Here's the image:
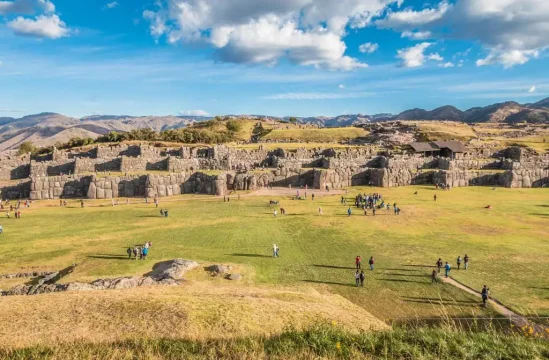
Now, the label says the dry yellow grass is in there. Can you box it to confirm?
[409,121,477,141]
[0,282,387,350]
[262,128,369,142]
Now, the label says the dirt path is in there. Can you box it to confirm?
[243,187,344,198]
[442,276,548,336]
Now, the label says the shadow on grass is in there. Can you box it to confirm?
[402,296,477,304]
[384,273,428,278]
[530,213,549,217]
[403,299,480,307]
[229,253,271,258]
[379,268,420,272]
[88,254,129,260]
[378,278,428,284]
[311,264,356,270]
[402,264,436,268]
[138,215,164,218]
[302,280,355,287]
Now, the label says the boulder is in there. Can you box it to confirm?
[228,273,242,281]
[207,264,232,275]
[148,259,199,280]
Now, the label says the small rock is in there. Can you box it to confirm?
[228,273,242,281]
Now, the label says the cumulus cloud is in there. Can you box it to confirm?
[8,14,69,39]
[143,0,397,70]
[106,1,118,9]
[179,109,210,116]
[401,30,431,40]
[338,84,345,89]
[376,0,549,67]
[428,53,443,61]
[359,42,379,54]
[0,0,54,15]
[396,42,432,68]
[439,62,454,68]
[529,86,536,93]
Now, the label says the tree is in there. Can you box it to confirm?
[289,117,298,124]
[226,120,243,132]
[18,141,37,155]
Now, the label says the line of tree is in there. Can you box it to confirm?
[18,119,246,155]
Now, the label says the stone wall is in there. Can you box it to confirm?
[29,175,92,200]
[29,160,75,177]
[0,181,31,200]
[433,170,503,187]
[501,168,549,188]
[438,158,503,171]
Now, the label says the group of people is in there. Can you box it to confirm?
[127,242,152,260]
[159,209,169,217]
[432,255,471,281]
[353,256,375,287]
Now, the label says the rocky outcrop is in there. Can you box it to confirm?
[501,168,549,188]
[1,259,199,297]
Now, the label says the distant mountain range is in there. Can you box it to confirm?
[0,97,548,151]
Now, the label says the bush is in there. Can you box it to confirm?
[17,141,37,155]
[226,120,243,132]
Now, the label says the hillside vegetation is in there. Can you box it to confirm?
[261,127,369,142]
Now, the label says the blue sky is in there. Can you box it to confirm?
[0,0,548,118]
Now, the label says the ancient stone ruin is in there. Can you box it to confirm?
[1,143,547,200]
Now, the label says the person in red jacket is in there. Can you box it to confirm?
[355,256,362,270]
[369,256,375,270]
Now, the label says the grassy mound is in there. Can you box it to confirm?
[261,127,369,142]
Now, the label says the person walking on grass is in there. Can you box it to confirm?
[355,256,362,270]
[318,207,323,215]
[434,194,437,201]
[0,224,3,234]
[431,269,438,284]
[126,247,132,259]
[481,285,490,307]
[273,209,277,217]
[457,256,462,270]
[273,244,279,258]
[444,262,451,278]
[464,254,469,270]
[369,256,375,270]
[355,270,360,287]
[142,246,149,260]
[436,258,443,273]
[347,207,352,217]
[132,247,138,260]
[359,270,365,287]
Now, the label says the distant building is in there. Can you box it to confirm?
[409,141,469,159]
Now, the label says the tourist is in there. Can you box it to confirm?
[132,247,138,260]
[355,270,360,287]
[434,194,437,201]
[164,209,169,217]
[347,207,352,217]
[160,209,164,217]
[355,256,362,270]
[457,256,462,270]
[126,199,130,205]
[372,207,376,216]
[280,208,286,215]
[369,256,375,270]
[436,258,443,273]
[464,254,469,270]
[63,200,67,207]
[126,247,132,259]
[444,262,451,278]
[364,207,367,216]
[481,285,490,307]
[142,246,149,260]
[273,244,279,258]
[359,270,365,287]
[80,200,84,208]
[311,194,315,201]
[318,207,323,215]
[431,270,438,284]
[396,207,401,215]
[273,209,277,217]
[0,224,3,234]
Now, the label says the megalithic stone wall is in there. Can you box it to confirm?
[500,168,549,188]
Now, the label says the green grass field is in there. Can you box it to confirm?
[261,127,369,142]
[1,186,548,322]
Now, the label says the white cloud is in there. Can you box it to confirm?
[179,109,210,116]
[264,92,375,100]
[106,1,118,9]
[377,1,451,28]
[396,42,432,68]
[0,0,54,15]
[439,62,454,68]
[428,53,443,61]
[401,30,432,40]
[338,84,345,89]
[143,0,398,70]
[376,0,549,67]
[8,14,69,39]
[359,42,379,54]
[529,86,536,93]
